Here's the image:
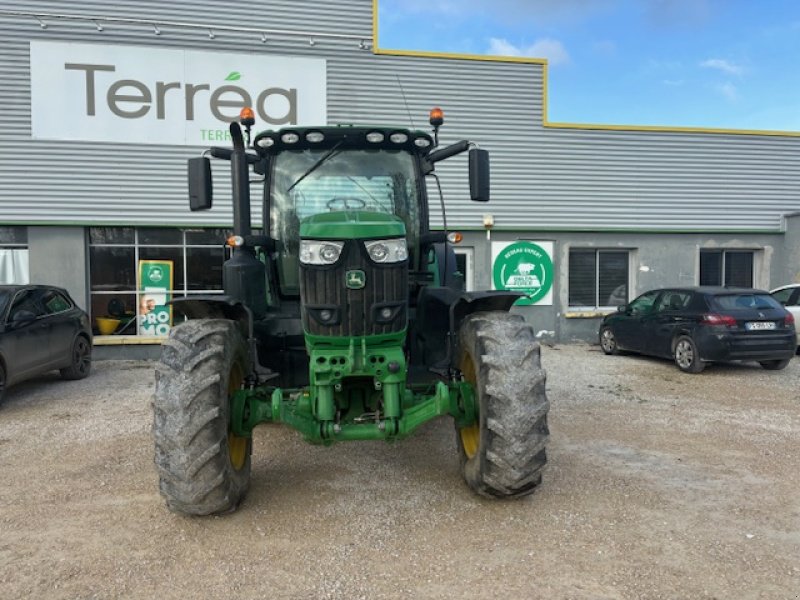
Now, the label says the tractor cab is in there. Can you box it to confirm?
[252,126,429,298]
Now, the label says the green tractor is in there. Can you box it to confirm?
[153,107,550,515]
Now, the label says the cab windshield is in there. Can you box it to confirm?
[270,149,420,250]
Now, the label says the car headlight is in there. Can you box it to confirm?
[299,240,344,265]
[364,238,408,263]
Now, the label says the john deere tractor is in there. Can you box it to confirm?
[153,108,549,515]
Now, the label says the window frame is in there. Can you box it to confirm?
[568,248,631,309]
[88,227,228,335]
[0,226,30,285]
[699,249,755,287]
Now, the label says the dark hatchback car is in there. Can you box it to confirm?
[599,287,796,373]
[0,285,92,402]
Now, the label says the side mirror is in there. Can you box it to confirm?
[469,148,490,202]
[617,305,627,313]
[188,157,213,211]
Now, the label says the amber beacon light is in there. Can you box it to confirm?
[429,107,444,127]
[239,107,256,127]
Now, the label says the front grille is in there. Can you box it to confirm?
[299,240,408,337]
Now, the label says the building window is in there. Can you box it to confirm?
[88,227,229,335]
[0,226,29,284]
[569,249,629,307]
[699,250,753,287]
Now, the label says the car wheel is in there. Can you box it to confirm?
[674,335,705,373]
[0,363,5,404]
[599,326,619,355]
[60,336,92,380]
[759,358,791,370]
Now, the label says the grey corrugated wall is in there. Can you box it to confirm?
[1,0,800,231]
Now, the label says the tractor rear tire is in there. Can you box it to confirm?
[153,319,252,516]
[455,311,549,498]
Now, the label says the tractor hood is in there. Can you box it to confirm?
[300,211,406,240]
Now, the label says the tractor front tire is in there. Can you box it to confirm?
[153,319,252,516]
[456,311,550,498]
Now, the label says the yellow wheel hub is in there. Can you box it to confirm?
[459,351,480,460]
[227,363,248,471]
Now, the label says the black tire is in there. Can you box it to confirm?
[673,335,705,373]
[599,325,619,355]
[455,311,549,498]
[0,363,6,405]
[759,358,791,370]
[153,319,252,516]
[60,335,92,380]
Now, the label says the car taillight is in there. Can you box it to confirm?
[701,313,737,327]
[786,312,795,326]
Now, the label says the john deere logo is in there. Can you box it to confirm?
[346,270,366,289]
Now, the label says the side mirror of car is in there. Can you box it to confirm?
[617,305,627,313]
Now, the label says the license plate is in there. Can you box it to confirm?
[745,321,776,330]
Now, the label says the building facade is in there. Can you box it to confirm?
[1,0,799,354]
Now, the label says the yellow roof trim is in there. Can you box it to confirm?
[543,121,800,137]
[372,0,800,138]
[373,46,547,65]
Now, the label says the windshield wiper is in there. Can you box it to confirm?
[287,140,344,193]
[345,175,392,212]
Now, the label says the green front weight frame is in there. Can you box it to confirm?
[230,379,477,445]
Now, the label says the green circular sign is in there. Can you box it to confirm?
[492,241,553,305]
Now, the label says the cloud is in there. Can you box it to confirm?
[487,37,571,65]
[700,58,743,76]
[715,82,738,101]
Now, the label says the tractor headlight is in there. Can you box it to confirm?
[364,238,408,263]
[299,240,344,265]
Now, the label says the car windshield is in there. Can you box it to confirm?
[270,149,420,250]
[711,293,783,311]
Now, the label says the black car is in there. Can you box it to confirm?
[0,285,92,403]
[599,287,796,373]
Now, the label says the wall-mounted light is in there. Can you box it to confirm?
[208,28,215,39]
[153,24,160,35]
[483,214,495,229]
[261,32,267,43]
[309,37,316,46]
[35,16,47,29]
[93,20,103,32]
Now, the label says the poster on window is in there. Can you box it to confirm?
[491,241,554,306]
[138,260,173,336]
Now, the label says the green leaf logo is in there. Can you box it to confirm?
[225,71,242,81]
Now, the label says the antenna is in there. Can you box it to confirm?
[395,74,416,129]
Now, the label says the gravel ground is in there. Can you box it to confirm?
[0,344,798,599]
